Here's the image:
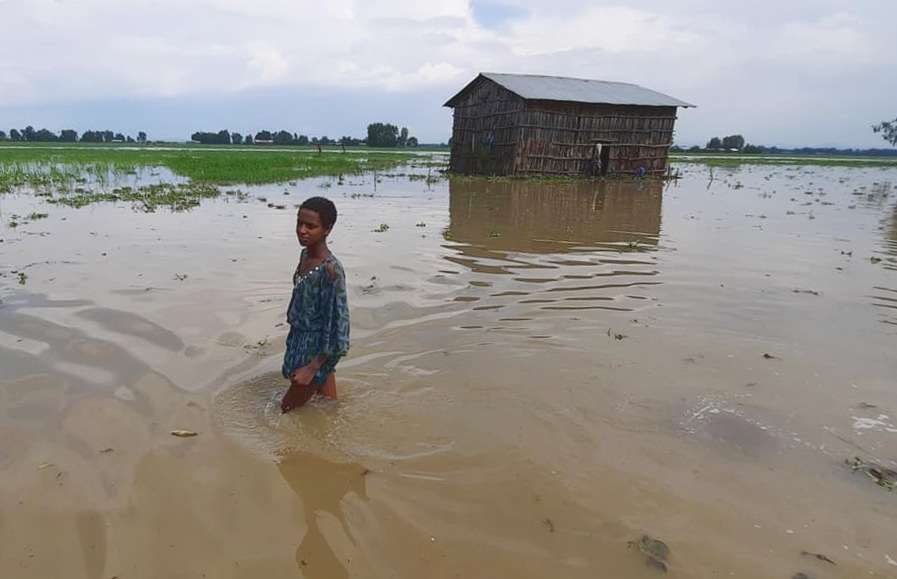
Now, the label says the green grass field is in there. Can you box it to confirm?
[0,143,446,211]
[0,143,443,190]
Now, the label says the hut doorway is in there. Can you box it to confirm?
[599,144,611,176]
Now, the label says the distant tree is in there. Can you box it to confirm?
[34,128,58,141]
[232,132,243,145]
[407,136,419,147]
[113,132,125,142]
[367,122,399,147]
[244,134,253,145]
[255,130,273,142]
[59,129,78,142]
[743,143,766,154]
[296,134,309,146]
[273,130,293,145]
[398,126,409,147]
[126,136,135,143]
[319,135,332,145]
[873,117,897,146]
[137,131,147,144]
[688,145,702,152]
[0,130,6,141]
[217,129,231,144]
[22,126,35,141]
[706,136,722,150]
[721,134,745,151]
[9,128,21,141]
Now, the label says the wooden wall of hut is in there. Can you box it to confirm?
[447,177,663,256]
[514,103,677,176]
[448,79,525,175]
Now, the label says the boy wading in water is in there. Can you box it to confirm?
[281,197,350,413]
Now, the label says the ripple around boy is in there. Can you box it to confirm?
[280,196,350,413]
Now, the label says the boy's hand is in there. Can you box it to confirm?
[290,366,317,387]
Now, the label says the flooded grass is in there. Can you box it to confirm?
[0,144,438,211]
[45,182,225,212]
[0,144,426,191]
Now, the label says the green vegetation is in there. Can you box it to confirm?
[46,183,223,212]
[0,144,422,191]
[0,143,431,212]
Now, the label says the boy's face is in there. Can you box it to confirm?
[296,208,332,247]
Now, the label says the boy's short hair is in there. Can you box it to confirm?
[300,197,338,228]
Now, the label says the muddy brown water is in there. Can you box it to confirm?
[1,163,896,578]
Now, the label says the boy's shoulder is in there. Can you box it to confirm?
[325,253,345,282]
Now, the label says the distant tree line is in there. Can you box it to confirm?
[674,121,897,156]
[0,126,148,144]
[190,123,419,148]
[188,129,369,147]
[673,142,897,157]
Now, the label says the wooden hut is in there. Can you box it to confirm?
[444,72,694,176]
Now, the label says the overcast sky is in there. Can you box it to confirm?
[2,0,896,147]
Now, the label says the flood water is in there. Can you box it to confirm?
[1,162,896,578]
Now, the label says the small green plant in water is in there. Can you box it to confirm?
[373,223,390,233]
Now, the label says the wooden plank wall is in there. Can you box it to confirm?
[448,79,524,175]
[515,103,678,175]
[447,78,680,176]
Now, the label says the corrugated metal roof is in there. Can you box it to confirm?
[445,72,694,108]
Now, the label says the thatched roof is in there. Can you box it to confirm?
[445,72,694,108]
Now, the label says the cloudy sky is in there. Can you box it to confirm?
[2,0,895,147]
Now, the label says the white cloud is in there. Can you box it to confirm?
[507,6,699,56]
[1,0,896,145]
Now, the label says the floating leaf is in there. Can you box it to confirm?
[629,534,671,561]
[170,429,198,437]
[801,550,835,565]
[37,462,53,470]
